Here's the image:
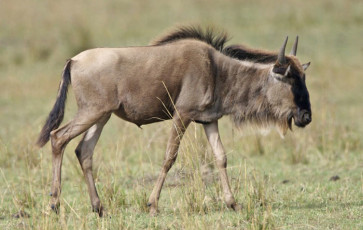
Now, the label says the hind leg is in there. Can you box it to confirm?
[49,110,108,213]
[75,115,110,217]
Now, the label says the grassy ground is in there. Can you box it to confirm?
[0,0,362,229]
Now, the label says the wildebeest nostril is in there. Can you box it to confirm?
[302,113,311,123]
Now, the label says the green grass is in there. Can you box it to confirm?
[0,0,362,229]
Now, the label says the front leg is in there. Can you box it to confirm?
[203,121,241,211]
[147,115,191,216]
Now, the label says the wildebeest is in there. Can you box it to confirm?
[37,26,311,216]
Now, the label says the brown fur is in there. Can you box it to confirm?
[37,26,311,216]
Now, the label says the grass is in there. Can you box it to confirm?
[0,0,362,229]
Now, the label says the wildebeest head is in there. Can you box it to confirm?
[267,36,311,131]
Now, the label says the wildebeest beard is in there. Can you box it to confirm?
[230,99,293,136]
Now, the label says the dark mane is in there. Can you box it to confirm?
[152,26,229,51]
[223,45,278,64]
[152,26,278,63]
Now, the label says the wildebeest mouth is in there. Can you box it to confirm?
[287,113,307,129]
[292,115,307,128]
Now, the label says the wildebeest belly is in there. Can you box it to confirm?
[113,98,174,126]
[113,77,180,126]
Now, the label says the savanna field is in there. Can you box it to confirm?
[0,0,362,229]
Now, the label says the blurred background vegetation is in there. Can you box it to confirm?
[0,0,362,229]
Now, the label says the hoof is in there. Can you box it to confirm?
[147,203,159,216]
[230,203,242,212]
[50,203,60,214]
[149,207,158,217]
[92,206,104,217]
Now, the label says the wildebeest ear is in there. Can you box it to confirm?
[271,64,290,80]
[302,62,310,71]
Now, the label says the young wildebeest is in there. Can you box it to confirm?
[37,26,312,216]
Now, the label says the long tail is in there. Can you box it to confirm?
[36,59,72,147]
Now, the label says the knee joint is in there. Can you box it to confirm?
[50,132,63,153]
[51,130,71,152]
[81,158,92,171]
[216,156,227,168]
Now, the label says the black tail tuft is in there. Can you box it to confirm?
[36,60,72,147]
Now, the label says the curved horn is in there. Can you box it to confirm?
[278,36,288,64]
[290,36,298,56]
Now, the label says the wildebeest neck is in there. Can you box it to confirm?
[213,53,279,126]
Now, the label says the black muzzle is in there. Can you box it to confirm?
[294,109,312,127]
